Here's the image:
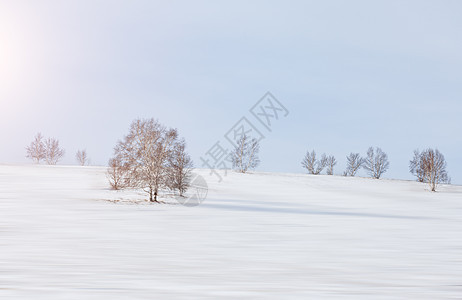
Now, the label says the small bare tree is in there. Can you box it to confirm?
[44,137,65,165]
[301,150,316,174]
[363,147,390,179]
[107,155,130,190]
[301,150,328,175]
[326,155,337,175]
[168,139,193,196]
[76,149,88,166]
[419,148,448,192]
[409,150,425,182]
[231,134,260,173]
[344,153,363,176]
[26,133,46,163]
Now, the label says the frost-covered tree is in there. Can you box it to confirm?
[326,155,337,175]
[76,149,88,166]
[344,153,363,176]
[231,134,260,173]
[44,137,65,165]
[301,150,328,175]
[26,133,46,163]
[363,147,390,179]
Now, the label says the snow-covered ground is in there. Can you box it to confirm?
[1,164,461,299]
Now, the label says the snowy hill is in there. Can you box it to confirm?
[1,164,461,299]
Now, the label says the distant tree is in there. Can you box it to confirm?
[409,150,425,182]
[344,153,363,176]
[301,150,328,175]
[168,139,193,196]
[44,137,65,165]
[410,148,449,192]
[231,134,260,173]
[363,147,390,179]
[26,133,46,163]
[326,155,337,175]
[301,150,316,174]
[316,154,328,175]
[76,149,89,166]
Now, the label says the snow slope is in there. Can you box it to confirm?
[1,164,461,299]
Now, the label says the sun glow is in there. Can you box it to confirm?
[0,16,24,97]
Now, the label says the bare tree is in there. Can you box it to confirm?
[301,150,316,174]
[363,147,390,179]
[76,149,88,166]
[26,133,46,163]
[409,150,425,182]
[316,154,328,174]
[168,139,193,196]
[302,150,328,175]
[326,155,337,175]
[344,153,363,176]
[44,137,65,165]
[231,134,260,173]
[111,118,182,202]
[414,148,449,192]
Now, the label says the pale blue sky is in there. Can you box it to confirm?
[0,0,461,183]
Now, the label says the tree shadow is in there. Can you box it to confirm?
[202,201,433,220]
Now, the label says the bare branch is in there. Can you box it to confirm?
[76,149,88,166]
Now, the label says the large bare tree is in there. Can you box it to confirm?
[363,147,390,179]
[76,149,89,166]
[26,133,46,163]
[231,134,260,173]
[344,152,363,176]
[301,150,327,175]
[110,118,186,202]
[44,137,65,165]
[410,148,449,192]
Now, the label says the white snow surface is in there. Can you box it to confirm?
[1,164,462,299]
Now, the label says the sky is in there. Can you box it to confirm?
[0,0,461,184]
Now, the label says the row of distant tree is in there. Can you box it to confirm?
[300,147,450,191]
[26,133,89,166]
[228,136,451,192]
[301,148,390,178]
